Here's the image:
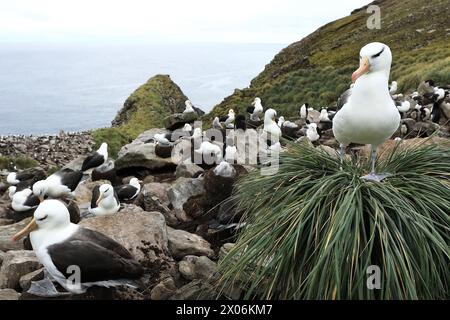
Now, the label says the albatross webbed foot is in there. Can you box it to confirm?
[27,277,72,298]
[361,172,391,183]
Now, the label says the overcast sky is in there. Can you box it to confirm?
[0,0,371,44]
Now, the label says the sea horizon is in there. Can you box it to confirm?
[0,42,286,135]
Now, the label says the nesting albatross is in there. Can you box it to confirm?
[12,200,143,296]
[332,42,401,182]
[81,143,108,172]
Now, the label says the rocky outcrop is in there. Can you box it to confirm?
[164,113,198,131]
[0,218,32,252]
[167,227,215,260]
[112,75,189,128]
[80,205,170,264]
[0,250,42,290]
[115,129,177,173]
[168,177,205,210]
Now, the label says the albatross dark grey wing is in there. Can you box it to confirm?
[337,87,352,110]
[47,228,143,283]
[114,185,139,201]
[90,185,100,209]
[82,152,105,171]
[23,194,40,208]
[58,169,83,191]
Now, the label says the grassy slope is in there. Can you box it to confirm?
[91,74,188,157]
[208,0,450,120]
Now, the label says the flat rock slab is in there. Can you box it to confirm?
[0,218,32,252]
[167,227,214,260]
[80,205,170,264]
[164,113,198,131]
[0,288,20,300]
[0,250,42,290]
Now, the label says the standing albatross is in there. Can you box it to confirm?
[332,42,400,182]
[12,200,143,296]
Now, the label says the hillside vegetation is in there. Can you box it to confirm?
[208,0,450,120]
[92,74,188,157]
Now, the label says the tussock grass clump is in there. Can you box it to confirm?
[217,140,450,300]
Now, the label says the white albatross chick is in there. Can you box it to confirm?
[319,109,332,122]
[88,184,120,216]
[214,161,236,178]
[11,200,143,296]
[192,128,203,140]
[7,172,20,185]
[397,101,411,113]
[182,123,193,132]
[153,133,172,145]
[225,145,238,163]
[195,141,223,164]
[389,81,398,95]
[306,123,320,142]
[332,42,401,182]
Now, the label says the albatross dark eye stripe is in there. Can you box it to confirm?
[37,215,48,221]
[372,47,385,58]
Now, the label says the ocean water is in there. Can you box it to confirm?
[0,43,285,135]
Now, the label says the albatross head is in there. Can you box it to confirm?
[96,184,114,206]
[33,180,49,202]
[352,42,392,83]
[265,109,277,123]
[12,200,70,241]
[252,97,261,106]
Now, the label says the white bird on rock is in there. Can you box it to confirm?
[300,104,309,119]
[319,109,332,122]
[220,109,236,129]
[88,184,120,216]
[182,124,193,132]
[153,133,172,145]
[306,123,320,142]
[33,169,83,201]
[81,142,108,172]
[195,141,223,164]
[183,100,196,114]
[332,42,401,182]
[225,145,237,163]
[389,81,398,95]
[247,97,264,121]
[12,200,143,296]
[11,188,40,212]
[214,161,236,178]
[263,109,282,143]
[397,101,411,116]
[212,117,223,130]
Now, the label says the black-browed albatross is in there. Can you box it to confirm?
[81,142,108,172]
[12,199,143,296]
[332,42,401,182]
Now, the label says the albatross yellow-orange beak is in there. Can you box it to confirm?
[12,218,37,242]
[352,57,370,83]
[96,194,104,206]
[38,196,44,202]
